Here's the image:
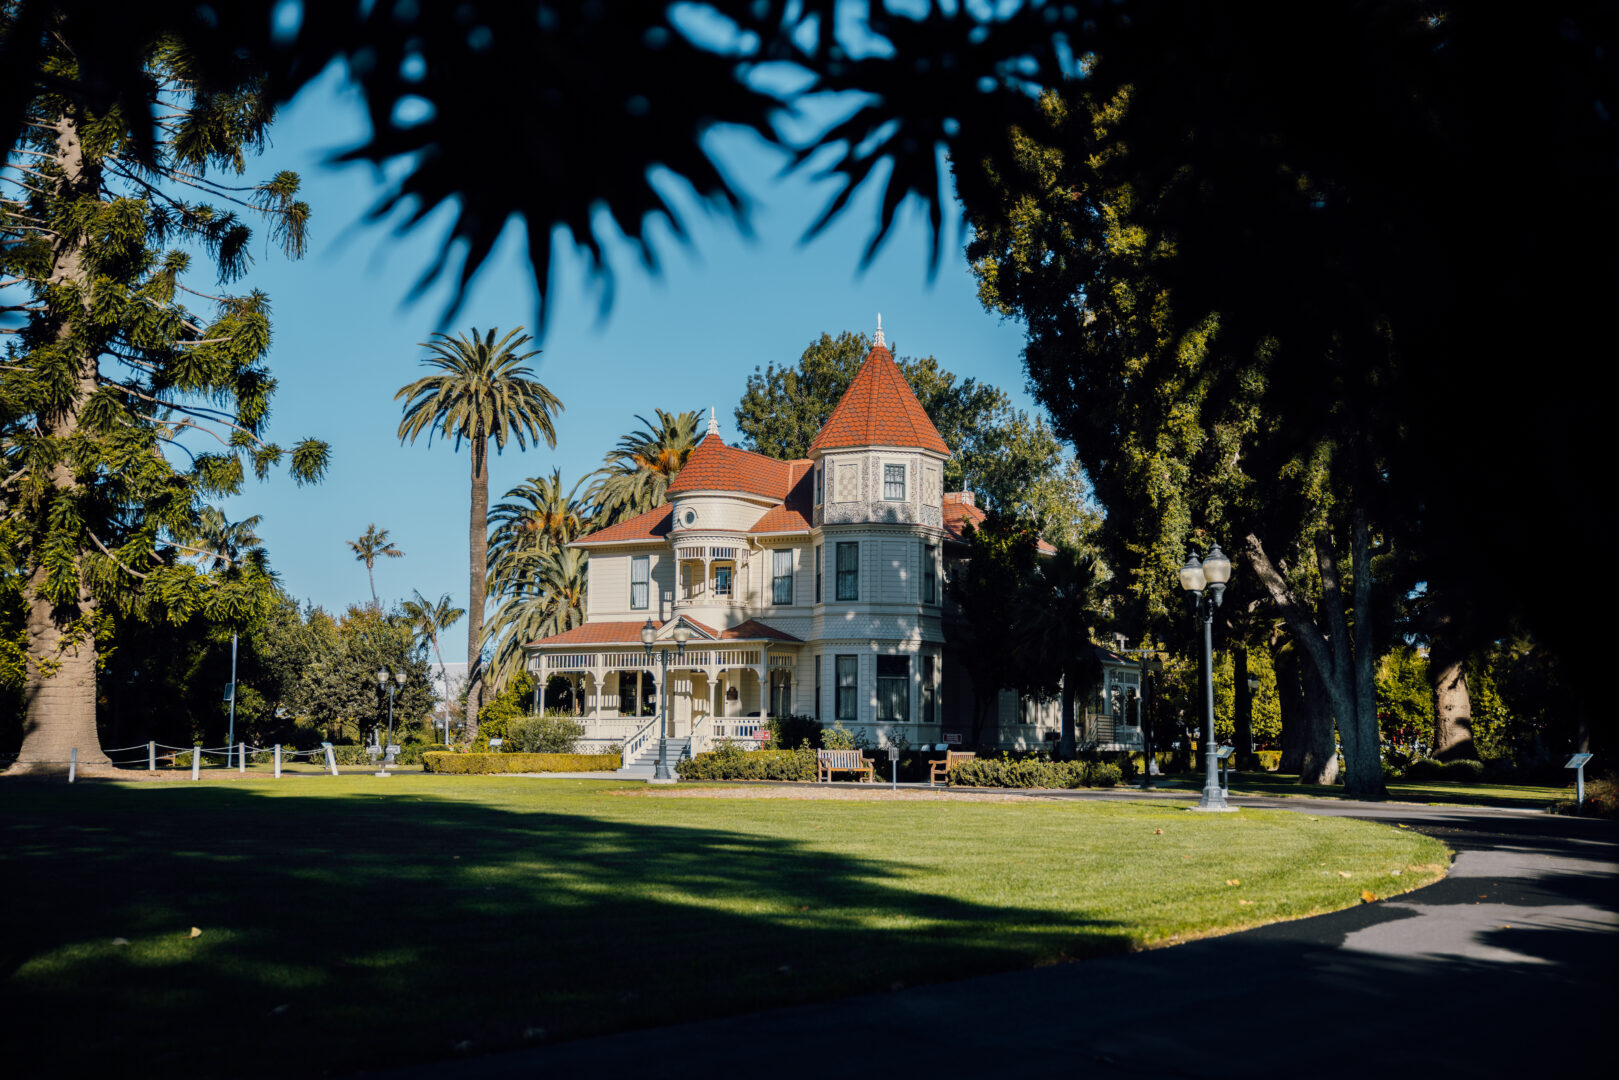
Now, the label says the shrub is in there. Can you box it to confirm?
[1086,761,1123,788]
[1438,758,1486,782]
[676,745,817,781]
[821,721,870,751]
[1402,757,1444,781]
[505,714,585,754]
[950,757,1085,788]
[421,752,618,775]
[765,714,823,750]
[1255,750,1282,771]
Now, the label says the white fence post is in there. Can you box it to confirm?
[274,744,282,779]
[191,745,201,781]
[322,742,338,776]
[148,740,156,772]
[68,747,77,783]
[238,742,246,774]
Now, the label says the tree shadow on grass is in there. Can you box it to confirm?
[0,782,1133,1077]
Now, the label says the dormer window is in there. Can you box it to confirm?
[883,463,906,500]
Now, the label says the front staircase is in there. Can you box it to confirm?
[617,737,690,779]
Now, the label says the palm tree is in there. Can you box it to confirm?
[588,408,699,524]
[483,545,588,695]
[396,326,563,738]
[488,469,588,585]
[177,507,266,572]
[401,590,466,744]
[346,523,404,609]
[1013,542,1105,759]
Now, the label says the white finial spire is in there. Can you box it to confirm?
[874,313,885,348]
[707,406,719,436]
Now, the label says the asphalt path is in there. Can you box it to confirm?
[374,792,1617,1079]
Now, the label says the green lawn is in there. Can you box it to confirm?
[0,776,1447,1075]
[1156,771,1575,809]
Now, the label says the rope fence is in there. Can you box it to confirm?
[5,740,354,781]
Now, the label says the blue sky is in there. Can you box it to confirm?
[221,65,1037,660]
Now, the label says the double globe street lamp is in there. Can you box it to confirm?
[373,669,407,778]
[1180,543,1236,811]
[640,618,691,784]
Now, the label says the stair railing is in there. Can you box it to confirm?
[688,709,715,756]
[622,715,660,769]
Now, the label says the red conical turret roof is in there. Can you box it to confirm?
[807,336,949,456]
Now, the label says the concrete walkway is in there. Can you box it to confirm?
[374,792,1617,1079]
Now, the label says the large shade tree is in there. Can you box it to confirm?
[396,327,561,739]
[0,24,325,770]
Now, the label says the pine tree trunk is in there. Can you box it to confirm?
[12,112,107,772]
[465,434,489,739]
[1429,641,1474,760]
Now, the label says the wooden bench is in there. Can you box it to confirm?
[930,750,976,785]
[817,748,874,783]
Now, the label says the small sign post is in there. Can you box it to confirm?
[1215,744,1236,797]
[321,741,338,777]
[1565,753,1594,812]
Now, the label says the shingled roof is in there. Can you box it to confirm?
[571,504,673,546]
[665,433,799,499]
[807,342,950,456]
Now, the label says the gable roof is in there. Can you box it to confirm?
[749,461,814,534]
[807,343,950,456]
[665,433,799,499]
[571,504,672,546]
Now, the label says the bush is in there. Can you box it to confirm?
[1438,758,1486,782]
[821,721,870,751]
[421,752,618,775]
[1402,756,1444,781]
[1557,775,1619,818]
[945,756,1125,789]
[1255,750,1282,771]
[676,744,818,781]
[505,714,585,754]
[1087,761,1123,787]
[764,714,822,750]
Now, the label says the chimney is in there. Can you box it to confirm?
[959,492,975,507]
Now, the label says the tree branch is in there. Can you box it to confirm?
[87,528,150,580]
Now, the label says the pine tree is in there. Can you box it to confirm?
[0,31,326,770]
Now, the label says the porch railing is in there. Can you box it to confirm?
[539,648,767,672]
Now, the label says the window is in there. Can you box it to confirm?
[883,463,906,500]
[714,565,732,597]
[835,655,858,721]
[630,555,649,610]
[877,656,909,722]
[922,654,937,725]
[835,542,859,601]
[815,464,823,505]
[772,548,794,604]
[814,658,822,721]
[923,543,937,604]
[814,545,823,603]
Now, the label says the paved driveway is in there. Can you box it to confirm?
[376,795,1617,1079]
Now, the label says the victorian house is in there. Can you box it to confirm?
[523,324,1144,761]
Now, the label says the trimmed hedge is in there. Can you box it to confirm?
[950,757,1122,789]
[1401,756,1487,782]
[676,745,817,781]
[422,752,620,775]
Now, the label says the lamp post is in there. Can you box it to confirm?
[641,617,691,784]
[374,669,407,777]
[1180,543,1235,811]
